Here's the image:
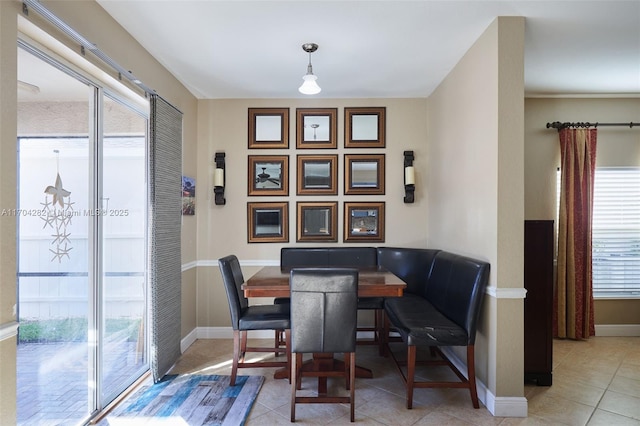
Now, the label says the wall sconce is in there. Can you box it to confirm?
[214,152,225,205]
[404,150,415,204]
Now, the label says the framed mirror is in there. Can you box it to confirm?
[296,154,338,195]
[297,201,338,242]
[344,202,385,242]
[248,155,289,196]
[345,107,386,148]
[344,154,385,195]
[248,108,289,149]
[296,108,337,149]
[248,202,289,243]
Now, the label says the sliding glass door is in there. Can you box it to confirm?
[17,42,149,425]
[100,95,148,403]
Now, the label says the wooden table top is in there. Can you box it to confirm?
[243,265,406,298]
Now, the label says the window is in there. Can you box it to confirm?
[559,167,640,298]
[592,168,640,297]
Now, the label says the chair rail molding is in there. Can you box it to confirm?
[485,286,527,299]
[197,259,278,268]
[0,321,19,341]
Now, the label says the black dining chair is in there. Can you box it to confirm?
[289,268,358,423]
[218,254,291,386]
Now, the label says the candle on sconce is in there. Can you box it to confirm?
[404,166,415,185]
[214,168,224,187]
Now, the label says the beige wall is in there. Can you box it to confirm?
[427,16,526,408]
[195,98,429,328]
[0,0,198,422]
[525,97,640,325]
[0,2,19,422]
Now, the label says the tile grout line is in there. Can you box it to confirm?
[584,343,630,425]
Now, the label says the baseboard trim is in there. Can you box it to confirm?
[180,327,198,353]
[595,324,640,337]
[485,393,529,417]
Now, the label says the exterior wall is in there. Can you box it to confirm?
[427,17,526,415]
[195,98,429,329]
[525,97,640,327]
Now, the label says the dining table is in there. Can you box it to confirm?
[243,265,406,392]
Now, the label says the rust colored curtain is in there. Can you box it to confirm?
[554,128,597,340]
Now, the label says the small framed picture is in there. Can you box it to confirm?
[296,108,338,149]
[248,155,289,196]
[297,201,338,242]
[344,202,385,242]
[344,154,385,195]
[248,108,289,149]
[181,175,195,215]
[296,154,338,195]
[344,107,386,148]
[248,202,289,243]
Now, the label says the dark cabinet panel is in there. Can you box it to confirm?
[524,220,553,386]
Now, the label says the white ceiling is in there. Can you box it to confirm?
[22,1,640,100]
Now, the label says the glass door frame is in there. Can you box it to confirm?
[17,38,150,423]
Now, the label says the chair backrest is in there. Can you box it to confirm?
[218,255,249,330]
[424,251,490,344]
[281,248,329,267]
[327,247,377,267]
[376,247,441,295]
[281,247,377,268]
[290,268,358,354]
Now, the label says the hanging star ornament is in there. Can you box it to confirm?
[44,173,71,208]
[42,168,74,263]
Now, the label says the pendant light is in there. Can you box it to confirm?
[298,43,321,95]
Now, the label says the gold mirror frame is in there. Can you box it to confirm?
[247,202,289,243]
[296,201,338,242]
[296,108,338,149]
[345,107,386,148]
[248,108,289,149]
[343,201,385,242]
[296,154,338,195]
[248,155,289,196]
[344,154,385,195]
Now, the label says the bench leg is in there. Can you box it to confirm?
[467,345,479,408]
[406,345,416,409]
[376,308,384,356]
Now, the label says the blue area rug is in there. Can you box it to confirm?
[103,374,264,425]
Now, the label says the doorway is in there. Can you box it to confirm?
[17,41,149,425]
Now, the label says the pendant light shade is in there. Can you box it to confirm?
[298,43,321,95]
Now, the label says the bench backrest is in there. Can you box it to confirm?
[424,251,490,344]
[281,247,377,267]
[376,247,440,295]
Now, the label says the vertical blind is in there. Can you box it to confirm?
[149,95,183,381]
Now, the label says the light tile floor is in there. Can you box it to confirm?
[169,336,640,425]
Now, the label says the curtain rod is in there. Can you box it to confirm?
[22,0,155,96]
[546,121,640,130]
